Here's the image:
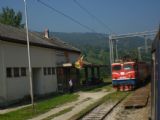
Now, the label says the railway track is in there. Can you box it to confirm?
[79,95,127,120]
[77,84,150,120]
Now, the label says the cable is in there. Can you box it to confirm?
[73,0,114,34]
[37,0,96,33]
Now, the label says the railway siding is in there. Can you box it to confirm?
[124,84,150,109]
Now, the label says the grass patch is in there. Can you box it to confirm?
[103,77,112,83]
[69,91,130,120]
[0,94,79,120]
[80,77,113,93]
[101,84,113,92]
[42,107,73,120]
[89,84,113,92]
[102,91,129,102]
[81,82,112,92]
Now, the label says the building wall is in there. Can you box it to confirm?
[30,45,57,95]
[0,41,57,104]
[69,52,80,63]
[56,51,80,65]
[0,43,7,105]
[56,51,66,65]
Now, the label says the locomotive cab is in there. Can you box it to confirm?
[112,63,122,80]
[112,61,137,91]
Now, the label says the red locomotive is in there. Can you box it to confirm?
[112,60,150,91]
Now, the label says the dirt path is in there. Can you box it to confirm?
[0,104,31,114]
[30,90,113,120]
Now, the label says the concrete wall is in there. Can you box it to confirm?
[0,41,57,104]
[0,40,80,106]
[0,43,7,105]
[56,51,67,65]
[56,51,80,65]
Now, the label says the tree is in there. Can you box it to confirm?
[0,7,24,28]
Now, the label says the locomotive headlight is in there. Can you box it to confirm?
[120,72,125,75]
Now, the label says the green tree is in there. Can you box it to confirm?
[0,7,24,28]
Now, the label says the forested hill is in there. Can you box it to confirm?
[50,32,152,64]
[50,32,108,48]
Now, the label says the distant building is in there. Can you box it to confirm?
[0,24,81,107]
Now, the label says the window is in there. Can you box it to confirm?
[52,68,55,75]
[6,68,12,77]
[48,67,51,75]
[124,64,133,70]
[43,68,47,75]
[112,65,121,71]
[13,68,20,77]
[21,68,26,76]
[44,67,55,76]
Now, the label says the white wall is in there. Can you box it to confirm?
[56,51,80,65]
[0,40,80,104]
[0,41,57,102]
[0,44,7,104]
[30,45,57,95]
[2,41,30,101]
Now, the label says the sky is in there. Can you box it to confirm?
[0,0,160,34]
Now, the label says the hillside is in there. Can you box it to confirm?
[50,32,152,64]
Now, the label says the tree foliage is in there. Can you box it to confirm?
[0,7,24,28]
[51,32,152,64]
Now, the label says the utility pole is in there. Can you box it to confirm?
[137,47,142,61]
[144,35,148,53]
[115,40,118,60]
[24,0,34,109]
[109,35,113,73]
[110,30,156,62]
[111,38,114,63]
[109,35,114,64]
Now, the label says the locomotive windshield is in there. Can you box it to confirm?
[123,64,133,70]
[112,65,121,71]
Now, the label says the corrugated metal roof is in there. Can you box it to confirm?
[0,23,81,53]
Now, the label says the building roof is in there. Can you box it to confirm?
[0,23,81,53]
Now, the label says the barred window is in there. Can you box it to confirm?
[48,67,51,75]
[43,68,47,75]
[44,67,55,75]
[52,68,55,75]
[6,68,12,77]
[14,68,20,77]
[21,68,26,76]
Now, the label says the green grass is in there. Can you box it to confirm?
[0,94,79,120]
[103,77,112,83]
[81,82,113,93]
[102,84,113,92]
[102,91,129,102]
[69,91,130,120]
[88,84,113,92]
[86,77,113,92]
[42,107,73,120]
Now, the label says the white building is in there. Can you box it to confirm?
[0,24,81,107]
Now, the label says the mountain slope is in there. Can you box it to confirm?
[50,32,152,64]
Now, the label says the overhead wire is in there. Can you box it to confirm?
[73,0,114,34]
[37,0,96,33]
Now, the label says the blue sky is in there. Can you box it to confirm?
[0,0,160,34]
